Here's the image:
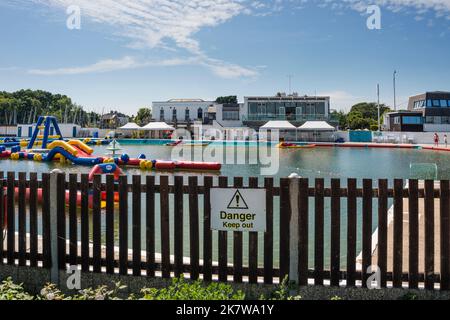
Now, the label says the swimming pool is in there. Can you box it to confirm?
[2,143,450,267]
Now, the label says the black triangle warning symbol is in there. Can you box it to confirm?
[227,190,249,209]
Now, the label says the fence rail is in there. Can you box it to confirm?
[0,171,449,290]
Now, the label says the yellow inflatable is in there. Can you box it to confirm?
[67,140,94,155]
[47,141,78,156]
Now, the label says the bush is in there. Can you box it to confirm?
[261,277,302,300]
[140,277,245,300]
[38,282,127,300]
[0,278,34,300]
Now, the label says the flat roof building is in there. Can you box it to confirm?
[242,93,333,129]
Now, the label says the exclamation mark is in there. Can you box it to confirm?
[236,194,240,207]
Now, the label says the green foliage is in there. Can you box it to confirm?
[0,278,34,300]
[0,89,101,126]
[140,277,245,300]
[38,282,127,300]
[134,107,152,126]
[215,96,238,104]
[261,276,302,300]
[330,110,348,129]
[336,102,391,131]
[399,292,419,300]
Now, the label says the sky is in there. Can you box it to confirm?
[0,0,450,115]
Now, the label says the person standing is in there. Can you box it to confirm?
[445,134,448,148]
[434,133,440,147]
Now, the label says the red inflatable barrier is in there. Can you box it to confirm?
[0,151,11,158]
[175,161,222,171]
[9,187,100,209]
[155,160,177,170]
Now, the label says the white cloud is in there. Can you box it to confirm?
[23,0,260,78]
[29,56,139,75]
[29,55,260,78]
[9,0,450,77]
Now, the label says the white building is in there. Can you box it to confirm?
[16,123,82,138]
[152,99,216,124]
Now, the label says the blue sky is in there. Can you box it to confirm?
[1,0,450,115]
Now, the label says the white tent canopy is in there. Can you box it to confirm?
[142,122,175,131]
[298,121,335,131]
[119,122,142,130]
[260,121,297,130]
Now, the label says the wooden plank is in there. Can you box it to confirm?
[105,174,115,274]
[29,172,38,267]
[57,173,66,270]
[314,178,325,286]
[7,172,15,265]
[248,177,259,284]
[203,176,213,282]
[41,173,51,268]
[408,179,419,289]
[279,178,290,281]
[189,176,200,280]
[160,176,171,279]
[92,174,101,273]
[18,172,26,267]
[132,175,142,276]
[440,180,450,291]
[377,179,388,288]
[298,178,309,286]
[173,176,184,278]
[362,179,372,285]
[346,178,357,287]
[119,175,128,275]
[0,176,4,264]
[146,176,156,278]
[218,176,228,282]
[330,179,341,287]
[424,180,435,290]
[264,177,274,285]
[80,174,90,272]
[393,179,404,288]
[233,177,243,283]
[68,174,78,267]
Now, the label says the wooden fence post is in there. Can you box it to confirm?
[50,169,62,284]
[289,175,300,284]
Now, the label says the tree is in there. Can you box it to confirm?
[215,96,237,104]
[0,89,107,127]
[134,108,152,126]
[343,102,391,130]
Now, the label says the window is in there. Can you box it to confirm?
[403,116,423,125]
[394,117,400,124]
[185,108,190,121]
[448,100,450,107]
[172,108,177,121]
[223,111,239,121]
[433,100,441,107]
[159,108,165,120]
[440,100,448,107]
[249,103,258,115]
[279,107,285,116]
[427,100,433,107]
[197,108,203,120]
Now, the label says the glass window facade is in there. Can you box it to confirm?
[246,98,328,121]
[223,111,239,121]
[402,116,423,125]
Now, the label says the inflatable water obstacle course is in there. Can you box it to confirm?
[0,116,222,172]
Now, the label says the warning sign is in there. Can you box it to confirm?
[227,190,249,209]
[211,188,266,232]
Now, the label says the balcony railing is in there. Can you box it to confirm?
[242,114,330,122]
